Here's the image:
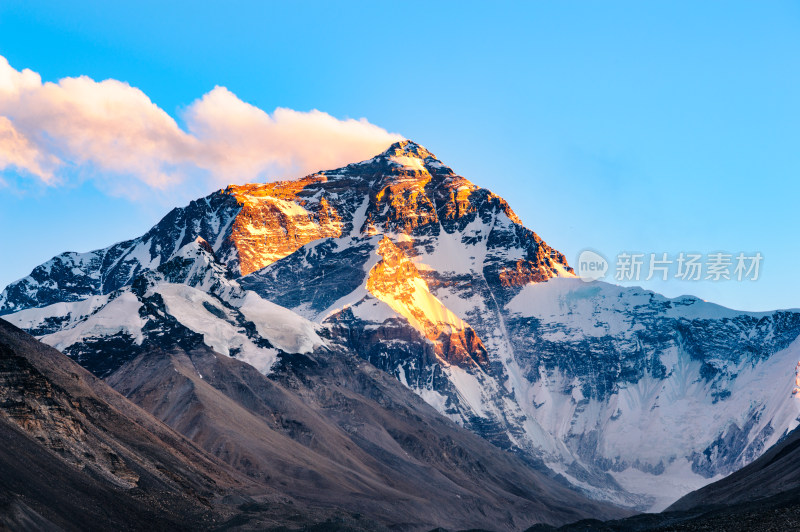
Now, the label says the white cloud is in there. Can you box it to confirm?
[0,56,402,197]
[0,116,59,182]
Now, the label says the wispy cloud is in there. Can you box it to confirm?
[0,56,402,198]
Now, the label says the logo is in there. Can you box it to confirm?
[577,249,608,282]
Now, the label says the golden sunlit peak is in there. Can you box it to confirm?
[381,139,437,161]
[375,139,455,176]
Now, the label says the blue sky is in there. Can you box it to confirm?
[0,1,798,311]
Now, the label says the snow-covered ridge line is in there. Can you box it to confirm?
[6,239,324,378]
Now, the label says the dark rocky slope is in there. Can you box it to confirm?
[0,318,243,531]
[104,330,630,530]
[0,317,629,530]
[526,493,800,532]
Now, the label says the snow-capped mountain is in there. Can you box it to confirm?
[5,238,322,377]
[3,140,800,511]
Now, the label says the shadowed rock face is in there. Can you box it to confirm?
[0,341,141,489]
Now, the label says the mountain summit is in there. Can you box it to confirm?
[3,141,800,513]
[0,139,570,305]
[368,139,451,175]
[375,139,442,163]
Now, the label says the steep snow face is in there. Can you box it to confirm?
[501,278,800,509]
[237,291,322,355]
[368,237,469,334]
[5,294,112,336]
[152,283,282,374]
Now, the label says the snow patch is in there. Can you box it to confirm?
[389,155,427,172]
[237,291,323,354]
[43,292,146,350]
[154,283,279,374]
